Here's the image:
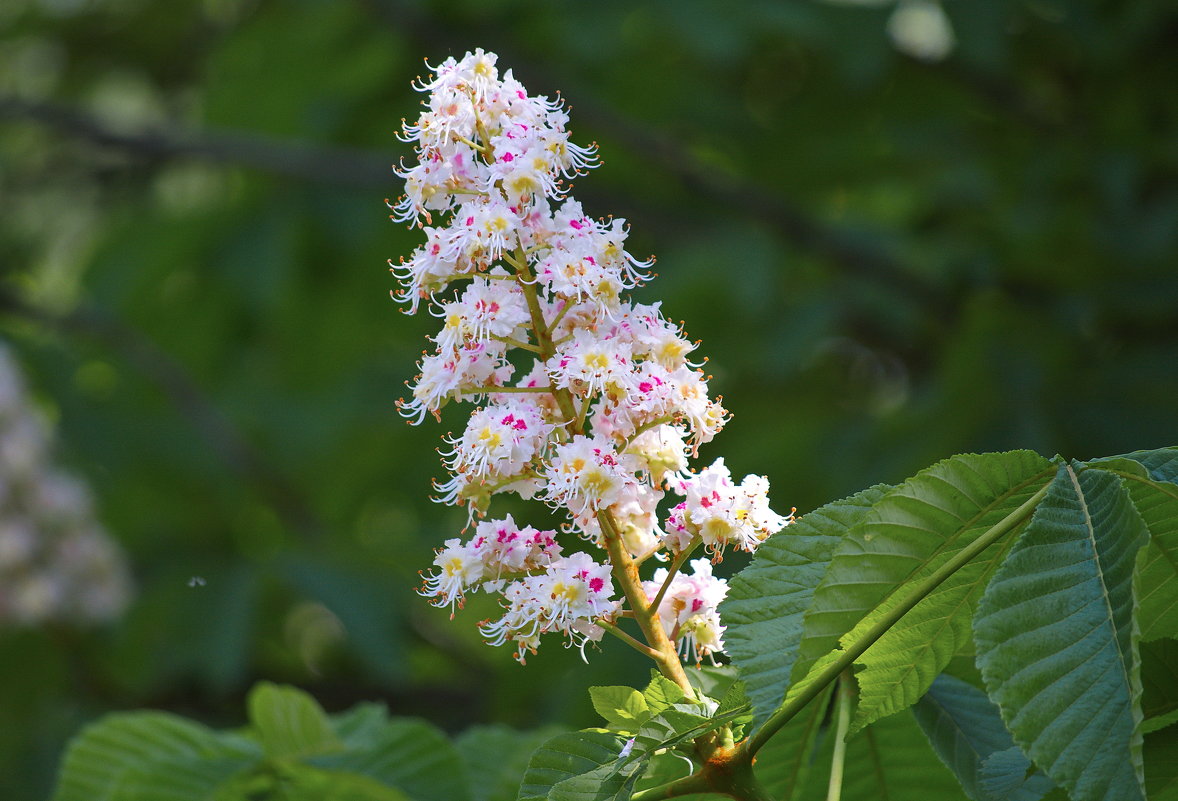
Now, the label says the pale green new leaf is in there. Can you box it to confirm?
[50,712,260,801]
[722,484,890,728]
[912,673,1052,801]
[973,466,1149,801]
[792,451,1055,733]
[517,731,629,801]
[247,681,341,760]
[1084,447,1178,641]
[642,671,687,716]
[589,686,650,731]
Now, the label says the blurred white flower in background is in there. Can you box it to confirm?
[819,0,956,62]
[0,342,131,627]
[888,0,956,62]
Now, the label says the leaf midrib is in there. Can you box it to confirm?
[1064,466,1134,715]
[855,517,1026,724]
[853,465,1058,635]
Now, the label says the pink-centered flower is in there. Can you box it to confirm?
[643,559,729,663]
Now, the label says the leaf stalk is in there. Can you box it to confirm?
[825,672,853,801]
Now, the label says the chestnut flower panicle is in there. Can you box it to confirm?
[395,49,794,663]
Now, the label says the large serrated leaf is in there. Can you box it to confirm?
[913,674,1052,801]
[722,484,890,729]
[247,682,341,760]
[50,712,260,801]
[973,466,1149,801]
[310,718,470,801]
[791,452,1055,733]
[517,731,629,801]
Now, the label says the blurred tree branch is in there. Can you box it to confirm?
[0,96,392,188]
[0,92,939,308]
[0,283,326,543]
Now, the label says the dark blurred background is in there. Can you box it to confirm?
[0,0,1175,796]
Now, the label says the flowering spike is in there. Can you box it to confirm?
[392,49,793,664]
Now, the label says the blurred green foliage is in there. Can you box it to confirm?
[0,0,1174,797]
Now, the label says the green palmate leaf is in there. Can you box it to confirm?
[267,764,412,801]
[973,466,1150,801]
[456,725,563,801]
[1084,447,1178,641]
[50,712,260,801]
[588,672,735,764]
[1141,638,1178,734]
[913,673,1052,801]
[579,698,753,801]
[722,484,891,728]
[247,682,341,760]
[331,703,393,746]
[310,717,469,801]
[589,686,651,731]
[517,731,629,801]
[634,702,749,757]
[634,704,708,749]
[752,683,834,801]
[549,757,643,801]
[797,707,971,801]
[790,451,1054,733]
